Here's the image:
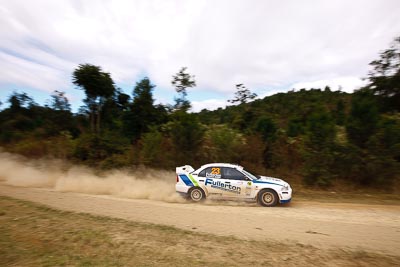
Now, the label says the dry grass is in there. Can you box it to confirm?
[0,196,399,267]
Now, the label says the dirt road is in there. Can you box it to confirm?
[1,183,399,256]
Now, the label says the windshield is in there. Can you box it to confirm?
[242,169,259,180]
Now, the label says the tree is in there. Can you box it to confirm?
[287,117,305,137]
[72,64,115,133]
[171,67,196,111]
[73,131,129,167]
[44,90,76,136]
[116,89,130,111]
[255,116,277,141]
[203,124,243,163]
[368,36,400,111]
[96,88,132,132]
[228,84,257,104]
[123,78,159,140]
[8,92,36,111]
[49,90,71,111]
[303,108,337,187]
[170,112,205,165]
[334,99,346,126]
[0,92,37,137]
[346,89,379,148]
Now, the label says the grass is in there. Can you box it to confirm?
[0,195,399,267]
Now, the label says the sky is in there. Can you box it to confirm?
[0,0,399,112]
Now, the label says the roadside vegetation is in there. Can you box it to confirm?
[1,196,399,267]
[0,37,399,191]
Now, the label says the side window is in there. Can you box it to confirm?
[198,168,207,177]
[222,168,246,180]
[200,167,222,179]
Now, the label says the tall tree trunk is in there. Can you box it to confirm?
[96,98,103,134]
[97,105,101,134]
[90,105,95,133]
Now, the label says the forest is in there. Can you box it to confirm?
[0,37,399,190]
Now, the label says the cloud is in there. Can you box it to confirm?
[291,76,368,93]
[0,51,67,92]
[191,99,227,112]
[0,0,400,108]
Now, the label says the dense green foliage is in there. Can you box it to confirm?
[1,38,399,190]
[72,64,115,133]
[171,67,196,111]
[228,84,257,104]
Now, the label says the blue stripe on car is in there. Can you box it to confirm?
[280,198,291,203]
[179,175,194,186]
[253,180,283,186]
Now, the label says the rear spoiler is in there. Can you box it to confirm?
[176,165,194,174]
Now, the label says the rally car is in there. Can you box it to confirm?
[175,163,292,207]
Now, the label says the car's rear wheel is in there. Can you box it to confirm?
[188,187,205,202]
[258,189,278,207]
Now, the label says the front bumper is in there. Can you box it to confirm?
[279,187,292,203]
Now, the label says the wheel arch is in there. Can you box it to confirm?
[256,187,279,199]
[197,185,209,197]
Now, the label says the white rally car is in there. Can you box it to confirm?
[176,163,292,207]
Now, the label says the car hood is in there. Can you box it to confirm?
[255,176,288,187]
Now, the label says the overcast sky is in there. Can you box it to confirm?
[0,0,399,112]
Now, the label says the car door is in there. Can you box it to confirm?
[199,166,226,196]
[220,167,251,199]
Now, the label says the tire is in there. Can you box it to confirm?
[188,187,205,202]
[257,189,278,207]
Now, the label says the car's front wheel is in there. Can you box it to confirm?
[258,189,278,207]
[188,187,205,202]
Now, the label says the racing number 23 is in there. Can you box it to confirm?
[210,168,220,175]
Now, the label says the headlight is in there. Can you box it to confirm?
[281,185,289,191]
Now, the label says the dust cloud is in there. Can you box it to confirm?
[0,151,184,203]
